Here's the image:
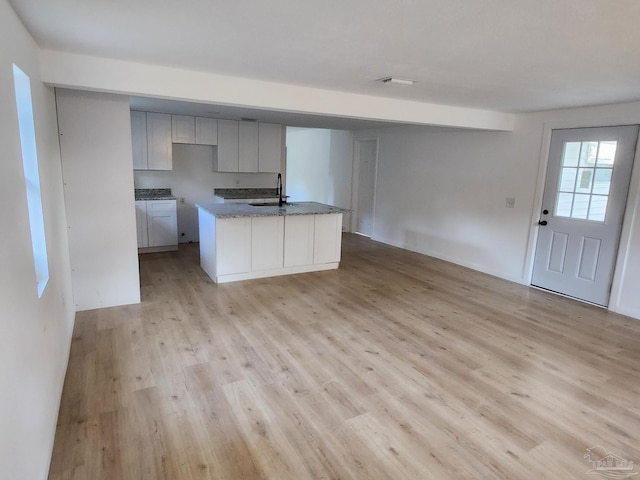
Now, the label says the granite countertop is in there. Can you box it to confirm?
[135,188,176,200]
[213,188,279,199]
[197,201,350,218]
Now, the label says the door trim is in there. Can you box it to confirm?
[525,119,640,314]
[351,137,379,235]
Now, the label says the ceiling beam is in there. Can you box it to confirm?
[39,50,515,131]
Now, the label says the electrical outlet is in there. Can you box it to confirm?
[505,197,516,208]
[180,197,185,204]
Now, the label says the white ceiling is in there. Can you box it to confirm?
[10,0,640,122]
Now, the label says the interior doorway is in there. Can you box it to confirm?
[354,138,378,237]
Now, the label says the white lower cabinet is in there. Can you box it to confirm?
[216,217,251,275]
[284,215,315,267]
[313,213,343,264]
[199,210,343,283]
[135,201,148,248]
[136,199,177,251]
[252,216,284,271]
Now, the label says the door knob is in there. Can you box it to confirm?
[538,220,548,226]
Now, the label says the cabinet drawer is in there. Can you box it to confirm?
[147,200,176,212]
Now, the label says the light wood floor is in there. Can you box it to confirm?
[49,234,640,479]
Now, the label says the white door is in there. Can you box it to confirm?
[532,126,638,306]
[355,139,377,237]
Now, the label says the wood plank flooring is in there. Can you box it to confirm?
[49,234,640,479]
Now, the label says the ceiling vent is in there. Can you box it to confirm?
[377,77,415,86]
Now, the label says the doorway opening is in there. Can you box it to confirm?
[353,138,378,237]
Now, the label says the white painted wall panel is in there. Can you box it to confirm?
[56,89,140,310]
[0,1,75,478]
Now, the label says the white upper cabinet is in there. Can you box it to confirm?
[214,120,284,173]
[131,110,281,173]
[173,115,218,145]
[131,111,148,170]
[195,117,218,145]
[146,112,172,170]
[171,115,196,144]
[258,123,283,172]
[216,119,239,172]
[239,122,259,172]
[132,111,172,170]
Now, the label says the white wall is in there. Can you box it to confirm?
[134,144,283,243]
[0,1,75,479]
[286,128,354,229]
[359,101,640,319]
[358,125,528,282]
[56,89,141,311]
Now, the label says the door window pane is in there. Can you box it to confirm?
[559,167,577,191]
[579,142,598,167]
[592,169,612,195]
[556,192,574,217]
[572,194,590,219]
[596,141,617,167]
[576,168,594,193]
[588,196,608,221]
[562,142,580,167]
[555,140,617,222]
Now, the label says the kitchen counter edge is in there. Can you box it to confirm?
[197,201,350,218]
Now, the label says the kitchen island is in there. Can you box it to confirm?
[196,202,349,283]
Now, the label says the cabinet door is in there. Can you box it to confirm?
[239,121,259,172]
[238,122,258,173]
[146,113,172,170]
[195,117,218,145]
[216,119,239,172]
[313,213,343,264]
[172,115,195,144]
[135,201,148,248]
[252,216,284,271]
[147,200,177,247]
[284,215,314,267]
[258,123,283,172]
[131,111,148,170]
[216,217,251,275]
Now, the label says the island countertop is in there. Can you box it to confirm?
[196,201,349,218]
